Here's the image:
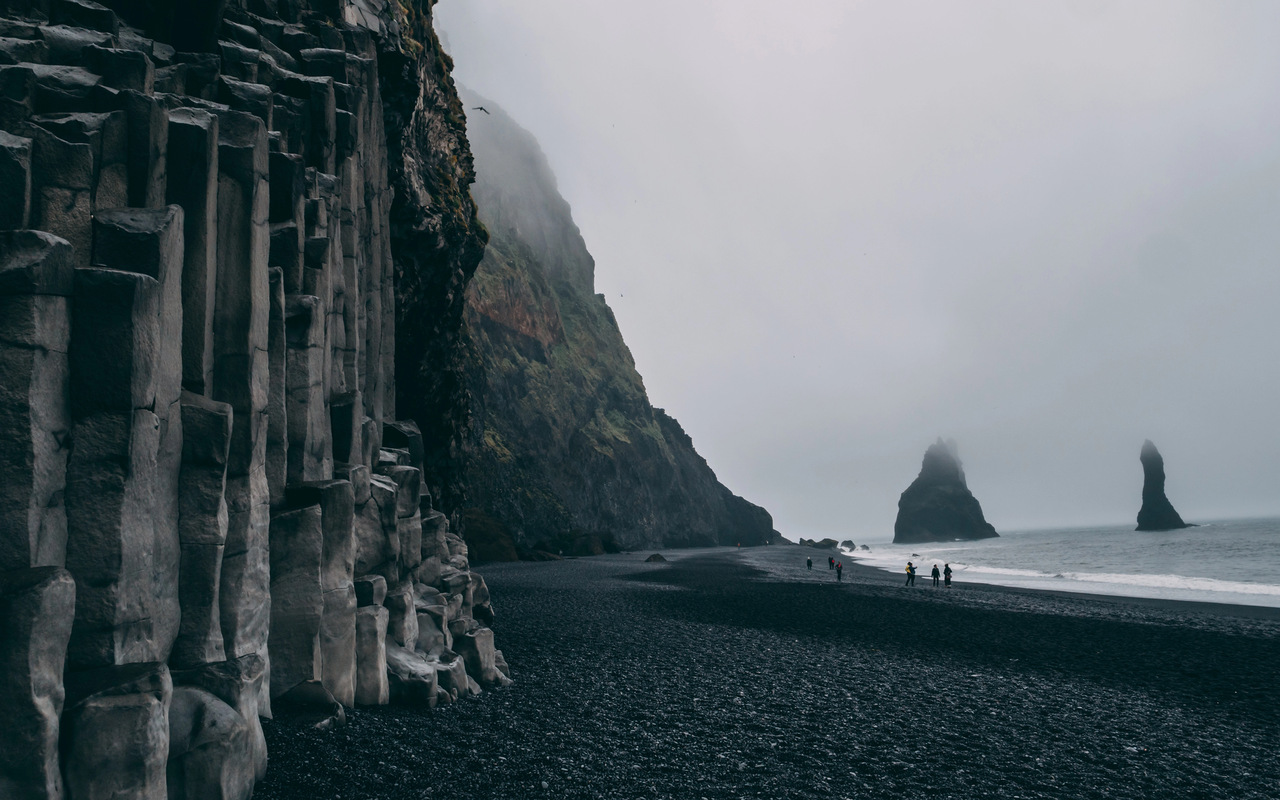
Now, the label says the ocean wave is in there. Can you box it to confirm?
[1050,570,1280,597]
[935,563,1278,597]
[848,549,1280,605]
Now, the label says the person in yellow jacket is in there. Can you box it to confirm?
[905,561,916,586]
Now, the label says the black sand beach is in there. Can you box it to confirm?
[256,544,1280,800]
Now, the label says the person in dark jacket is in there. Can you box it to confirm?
[931,564,941,587]
[836,561,843,582]
[905,561,916,586]
[944,563,953,588]
[806,557,812,571]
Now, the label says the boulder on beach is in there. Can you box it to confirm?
[644,553,667,563]
[1136,440,1191,531]
[893,438,998,544]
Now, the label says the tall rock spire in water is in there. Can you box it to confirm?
[1136,440,1190,531]
[893,438,999,544]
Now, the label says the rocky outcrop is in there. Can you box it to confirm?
[456,92,778,557]
[384,6,488,516]
[893,438,998,544]
[0,0,501,796]
[1136,439,1190,531]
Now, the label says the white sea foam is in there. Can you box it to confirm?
[842,519,1280,608]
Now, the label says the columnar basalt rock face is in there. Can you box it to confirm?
[1136,440,1190,531]
[0,566,76,800]
[172,390,232,669]
[0,230,72,574]
[0,0,504,796]
[61,661,173,800]
[893,438,999,544]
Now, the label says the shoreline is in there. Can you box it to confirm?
[826,550,1280,621]
[257,543,1280,799]
[648,543,1280,621]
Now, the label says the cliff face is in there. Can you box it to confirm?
[381,1,487,514]
[0,1,500,797]
[894,438,999,544]
[457,92,778,557]
[1136,439,1189,531]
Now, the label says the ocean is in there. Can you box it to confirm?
[848,517,1280,608]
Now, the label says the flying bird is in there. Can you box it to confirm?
[472,106,490,115]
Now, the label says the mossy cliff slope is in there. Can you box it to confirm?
[457,92,778,557]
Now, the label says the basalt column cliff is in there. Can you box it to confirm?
[456,92,778,558]
[0,1,500,798]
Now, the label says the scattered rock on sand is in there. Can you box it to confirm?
[645,553,667,563]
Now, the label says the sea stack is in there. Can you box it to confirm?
[893,439,999,544]
[1136,440,1190,531]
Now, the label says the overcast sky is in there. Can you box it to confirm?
[434,1,1280,541]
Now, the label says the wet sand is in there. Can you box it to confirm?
[256,544,1280,799]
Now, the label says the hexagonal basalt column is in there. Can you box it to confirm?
[0,231,73,573]
[0,566,76,800]
[166,106,220,397]
[267,502,323,698]
[171,392,234,669]
[211,110,271,681]
[90,204,187,664]
[284,293,330,484]
[65,265,163,669]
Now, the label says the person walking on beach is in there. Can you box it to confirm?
[836,561,843,582]
[905,561,916,586]
[828,556,835,570]
[944,563,952,588]
[807,557,812,571]
[931,564,941,588]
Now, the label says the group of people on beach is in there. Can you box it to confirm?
[804,554,954,588]
[905,561,951,588]
[806,555,844,582]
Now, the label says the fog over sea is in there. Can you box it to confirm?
[847,518,1280,608]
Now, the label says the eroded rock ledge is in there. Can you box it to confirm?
[0,1,502,798]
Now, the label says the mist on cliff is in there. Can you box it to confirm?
[435,1,1280,541]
